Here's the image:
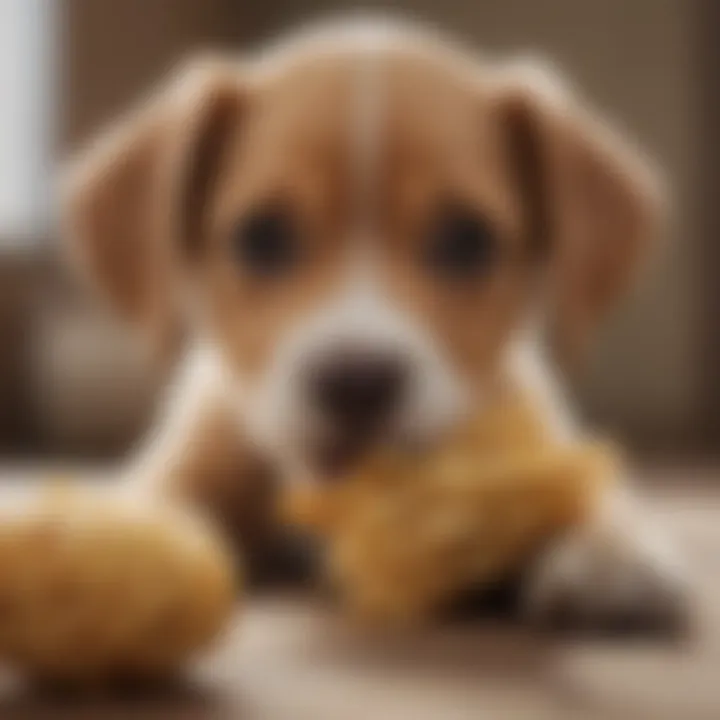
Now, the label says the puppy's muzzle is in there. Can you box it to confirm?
[306,347,409,473]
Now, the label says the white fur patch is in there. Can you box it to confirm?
[351,50,384,233]
[525,485,689,628]
[242,256,470,479]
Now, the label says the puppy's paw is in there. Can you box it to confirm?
[524,524,690,635]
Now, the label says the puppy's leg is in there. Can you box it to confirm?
[510,348,690,633]
[524,484,689,632]
[129,348,312,585]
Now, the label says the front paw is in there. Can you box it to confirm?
[524,524,691,635]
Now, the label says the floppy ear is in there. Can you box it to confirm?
[496,62,665,360]
[62,57,245,345]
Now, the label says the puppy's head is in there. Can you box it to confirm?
[63,22,662,479]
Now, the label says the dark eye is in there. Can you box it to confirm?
[233,204,299,277]
[425,205,497,279]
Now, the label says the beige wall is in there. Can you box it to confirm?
[62,0,237,147]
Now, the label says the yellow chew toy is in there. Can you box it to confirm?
[283,393,616,623]
[0,485,237,683]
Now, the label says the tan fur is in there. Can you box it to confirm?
[65,41,658,392]
[63,57,246,349]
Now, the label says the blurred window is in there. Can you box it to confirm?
[0,0,55,243]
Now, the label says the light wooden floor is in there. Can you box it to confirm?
[1,471,719,719]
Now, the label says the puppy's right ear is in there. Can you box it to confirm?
[62,57,245,343]
[493,61,664,362]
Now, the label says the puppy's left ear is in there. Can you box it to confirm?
[495,62,666,360]
[62,56,245,351]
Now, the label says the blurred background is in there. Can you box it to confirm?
[0,0,716,463]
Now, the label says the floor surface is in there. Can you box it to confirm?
[0,470,718,719]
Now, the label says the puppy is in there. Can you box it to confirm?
[63,19,687,628]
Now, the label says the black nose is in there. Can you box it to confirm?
[309,351,408,432]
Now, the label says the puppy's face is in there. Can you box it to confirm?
[196,50,541,474]
[65,26,661,479]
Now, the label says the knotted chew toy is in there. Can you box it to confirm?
[0,485,237,684]
[284,392,616,623]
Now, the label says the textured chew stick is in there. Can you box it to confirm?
[283,395,616,623]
